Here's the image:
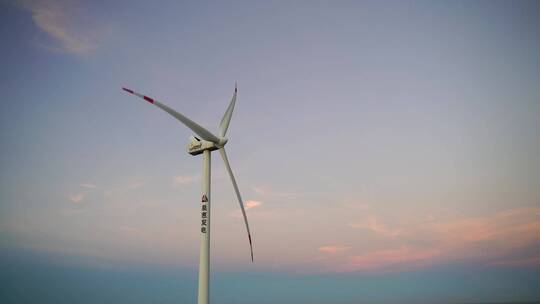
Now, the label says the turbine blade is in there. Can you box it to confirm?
[219,147,253,262]
[218,85,237,138]
[122,87,220,143]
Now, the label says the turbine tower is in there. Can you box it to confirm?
[122,85,253,304]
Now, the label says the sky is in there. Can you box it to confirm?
[1,0,540,303]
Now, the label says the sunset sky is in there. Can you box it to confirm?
[1,1,539,303]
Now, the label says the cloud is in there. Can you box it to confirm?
[348,216,401,237]
[348,207,540,252]
[318,246,350,254]
[323,207,540,273]
[230,200,264,218]
[173,175,196,185]
[68,192,85,203]
[67,181,99,203]
[415,207,540,250]
[17,0,100,54]
[339,246,440,272]
[245,200,262,210]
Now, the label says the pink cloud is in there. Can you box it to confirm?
[318,246,350,254]
[68,193,85,203]
[339,246,440,272]
[17,0,101,54]
[245,200,262,210]
[417,207,540,250]
[230,200,263,219]
[348,216,401,237]
[322,207,540,273]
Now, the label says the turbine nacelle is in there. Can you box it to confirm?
[187,136,227,156]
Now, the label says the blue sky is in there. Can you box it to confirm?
[1,1,540,303]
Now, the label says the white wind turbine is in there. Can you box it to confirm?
[122,85,253,304]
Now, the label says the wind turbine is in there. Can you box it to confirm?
[122,85,252,304]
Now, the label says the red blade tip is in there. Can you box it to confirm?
[143,96,154,104]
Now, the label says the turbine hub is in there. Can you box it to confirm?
[218,137,228,147]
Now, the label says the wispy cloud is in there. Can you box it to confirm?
[68,192,85,203]
[173,175,197,186]
[348,216,402,238]
[67,181,98,203]
[17,0,101,54]
[321,207,540,273]
[245,200,262,210]
[230,200,263,218]
[415,207,540,250]
[318,246,350,254]
[339,246,440,272]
